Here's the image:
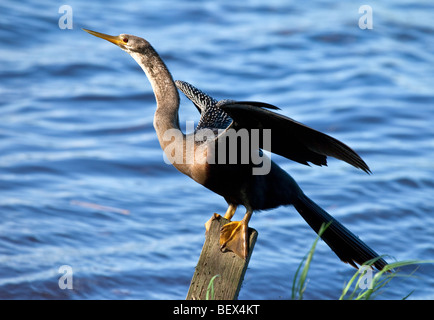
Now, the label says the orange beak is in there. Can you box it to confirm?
[83,28,124,46]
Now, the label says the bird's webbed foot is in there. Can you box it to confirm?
[219,219,249,259]
[219,211,252,260]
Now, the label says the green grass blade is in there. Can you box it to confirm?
[206,274,220,300]
[340,259,434,300]
[291,222,331,300]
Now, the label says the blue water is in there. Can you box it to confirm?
[1,0,434,300]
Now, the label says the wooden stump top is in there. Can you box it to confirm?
[186,214,258,300]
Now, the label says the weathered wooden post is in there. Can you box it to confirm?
[186,214,258,300]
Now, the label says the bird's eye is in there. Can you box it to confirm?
[123,38,128,43]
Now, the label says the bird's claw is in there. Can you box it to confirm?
[219,220,249,260]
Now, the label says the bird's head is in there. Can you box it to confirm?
[83,28,150,53]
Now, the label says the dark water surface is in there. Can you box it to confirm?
[1,0,433,299]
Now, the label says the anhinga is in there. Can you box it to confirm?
[83,29,387,270]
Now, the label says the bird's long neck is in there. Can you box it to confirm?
[129,45,196,177]
[129,46,182,149]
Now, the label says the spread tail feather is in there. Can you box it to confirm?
[293,193,387,270]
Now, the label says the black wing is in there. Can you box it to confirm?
[220,101,371,173]
[176,80,232,130]
[175,80,217,114]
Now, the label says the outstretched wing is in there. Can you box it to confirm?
[175,80,217,113]
[176,80,232,130]
[219,101,371,173]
